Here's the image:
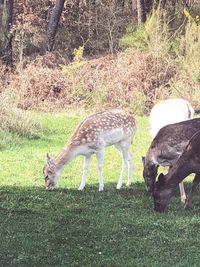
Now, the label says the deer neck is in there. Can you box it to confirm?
[53,145,79,170]
[166,158,191,186]
[147,148,158,165]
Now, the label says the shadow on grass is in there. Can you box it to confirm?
[1,182,200,267]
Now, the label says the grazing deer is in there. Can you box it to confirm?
[153,130,200,212]
[142,118,200,203]
[144,98,194,202]
[43,110,136,191]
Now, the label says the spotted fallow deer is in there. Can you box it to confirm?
[144,98,194,203]
[43,110,136,191]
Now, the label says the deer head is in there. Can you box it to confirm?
[142,156,158,193]
[153,173,173,212]
[43,153,60,191]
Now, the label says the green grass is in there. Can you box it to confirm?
[1,112,200,267]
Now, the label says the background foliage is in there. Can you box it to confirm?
[0,0,200,135]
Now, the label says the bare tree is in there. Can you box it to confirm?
[145,0,153,14]
[137,0,146,24]
[41,0,65,54]
[115,0,125,14]
[0,0,3,41]
[0,0,14,65]
[154,0,167,9]
[88,0,96,40]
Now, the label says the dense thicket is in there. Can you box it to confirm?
[0,0,198,63]
[0,0,199,116]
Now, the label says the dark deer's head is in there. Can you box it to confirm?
[153,173,173,212]
[142,156,158,193]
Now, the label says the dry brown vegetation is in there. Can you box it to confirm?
[1,4,200,119]
[6,48,177,115]
[0,90,42,141]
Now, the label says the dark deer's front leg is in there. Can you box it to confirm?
[169,165,186,203]
[184,173,200,209]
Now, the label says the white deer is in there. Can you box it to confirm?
[149,98,194,203]
[43,110,136,191]
[150,98,194,139]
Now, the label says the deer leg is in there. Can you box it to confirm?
[184,173,200,209]
[116,141,129,190]
[127,151,133,187]
[179,182,186,203]
[169,165,186,203]
[78,155,91,191]
[96,149,105,192]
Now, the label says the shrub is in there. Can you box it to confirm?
[177,21,200,82]
[171,21,200,111]
[79,49,176,113]
[10,48,176,115]
[129,90,147,116]
[120,10,171,56]
[0,91,42,139]
[119,11,200,113]
[0,63,12,91]
[171,80,200,111]
[119,25,148,50]
[10,53,85,111]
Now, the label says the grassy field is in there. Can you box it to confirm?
[1,112,200,267]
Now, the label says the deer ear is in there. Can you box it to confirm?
[46,153,51,161]
[46,153,54,167]
[46,153,56,172]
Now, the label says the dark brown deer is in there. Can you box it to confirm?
[147,98,194,202]
[142,118,200,203]
[153,130,200,212]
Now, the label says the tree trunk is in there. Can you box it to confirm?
[115,0,125,14]
[154,0,167,9]
[160,0,167,9]
[88,0,96,40]
[0,0,3,24]
[40,0,65,54]
[137,0,146,24]
[0,0,14,65]
[0,0,4,45]
[169,0,177,27]
[128,0,133,11]
[145,0,154,15]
